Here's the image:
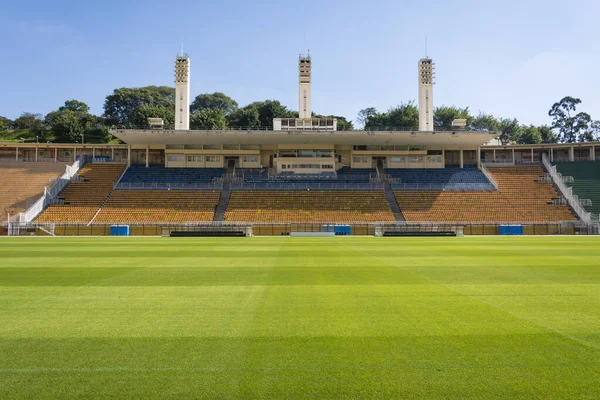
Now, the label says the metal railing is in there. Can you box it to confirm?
[391,182,496,191]
[479,164,499,190]
[542,153,591,224]
[231,182,385,190]
[18,155,87,223]
[115,182,223,190]
[111,125,499,133]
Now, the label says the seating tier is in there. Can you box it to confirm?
[395,166,576,223]
[225,191,395,223]
[36,164,125,224]
[94,190,221,223]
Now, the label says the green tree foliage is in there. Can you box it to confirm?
[538,125,560,144]
[517,125,542,145]
[191,109,228,130]
[357,107,377,128]
[579,120,600,142]
[0,116,13,131]
[132,105,175,130]
[228,100,295,128]
[103,86,175,126]
[13,112,45,130]
[470,113,501,131]
[548,96,592,143]
[498,118,522,145]
[434,106,472,129]
[59,99,90,113]
[45,100,102,143]
[363,103,419,130]
[191,92,238,115]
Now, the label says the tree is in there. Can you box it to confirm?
[0,116,13,131]
[579,120,600,142]
[538,125,559,144]
[191,109,228,130]
[103,86,175,126]
[434,106,472,129]
[357,107,377,128]
[364,102,419,130]
[548,96,592,143]
[132,104,175,129]
[46,100,102,143]
[13,112,45,130]
[228,100,294,128]
[470,113,501,131]
[498,118,522,145]
[59,99,90,113]
[517,125,542,145]
[191,92,238,115]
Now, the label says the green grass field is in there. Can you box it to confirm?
[1,237,599,399]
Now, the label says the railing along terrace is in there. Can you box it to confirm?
[111,125,498,133]
[18,155,87,223]
[116,182,223,190]
[542,153,591,224]
[231,182,385,190]
[391,183,496,191]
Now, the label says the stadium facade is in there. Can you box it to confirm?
[1,51,599,235]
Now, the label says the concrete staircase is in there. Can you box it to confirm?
[384,182,405,222]
[214,180,232,222]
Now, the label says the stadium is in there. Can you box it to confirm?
[1,50,600,399]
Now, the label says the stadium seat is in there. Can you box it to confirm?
[395,166,577,223]
[225,190,395,223]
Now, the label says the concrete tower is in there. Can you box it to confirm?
[298,53,312,119]
[175,53,190,130]
[418,58,435,131]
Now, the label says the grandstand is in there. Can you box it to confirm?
[94,190,220,223]
[395,166,576,223]
[554,160,600,216]
[36,164,124,224]
[225,190,395,223]
[0,162,69,218]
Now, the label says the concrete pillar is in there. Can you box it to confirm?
[512,148,515,164]
[146,146,149,168]
[15,147,18,162]
[590,146,595,161]
[111,147,114,162]
[35,147,38,162]
[74,147,77,162]
[460,147,464,169]
[92,147,95,159]
[477,147,481,168]
[55,148,58,162]
[127,145,131,167]
[531,148,534,163]
[442,147,445,167]
[493,149,496,161]
[550,147,554,162]
[569,146,575,162]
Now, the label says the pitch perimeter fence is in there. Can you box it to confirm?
[2,221,596,237]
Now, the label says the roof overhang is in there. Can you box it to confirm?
[110,129,499,147]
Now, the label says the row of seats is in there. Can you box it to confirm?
[36,164,125,223]
[0,162,68,217]
[554,161,600,215]
[395,166,576,223]
[387,167,495,190]
[225,191,395,223]
[94,190,220,223]
[120,165,225,185]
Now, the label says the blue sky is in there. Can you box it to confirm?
[1,0,598,126]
